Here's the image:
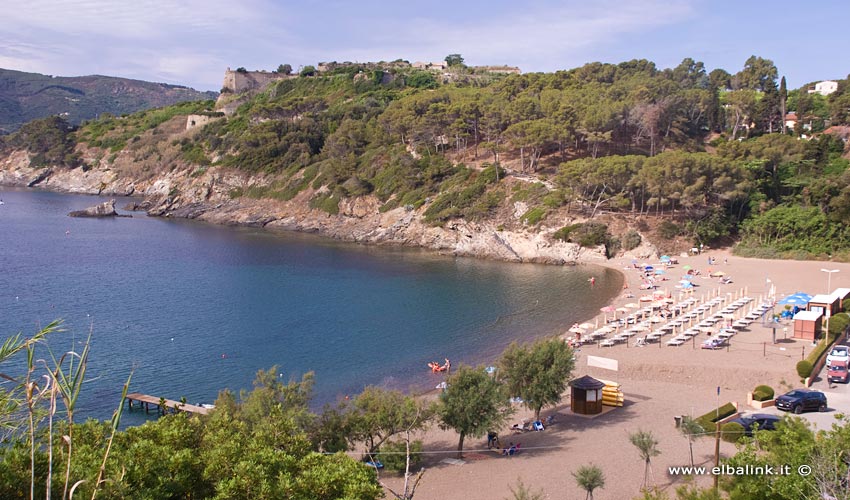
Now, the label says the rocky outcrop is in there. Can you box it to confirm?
[68,199,131,218]
[2,153,608,265]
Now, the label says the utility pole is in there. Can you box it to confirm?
[714,421,721,491]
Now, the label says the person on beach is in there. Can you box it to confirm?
[589,277,596,286]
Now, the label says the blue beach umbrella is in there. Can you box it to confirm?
[655,269,665,275]
[777,292,813,306]
[660,255,671,262]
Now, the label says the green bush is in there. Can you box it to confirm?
[521,207,546,226]
[721,422,745,443]
[553,224,578,241]
[796,360,813,379]
[752,385,774,401]
[375,440,423,473]
[658,220,682,239]
[695,402,737,433]
[310,193,340,215]
[622,230,642,251]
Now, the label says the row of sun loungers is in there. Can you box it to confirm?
[588,295,768,348]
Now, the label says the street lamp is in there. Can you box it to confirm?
[821,268,839,294]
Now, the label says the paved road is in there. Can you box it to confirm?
[740,377,849,430]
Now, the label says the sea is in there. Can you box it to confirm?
[0,188,622,425]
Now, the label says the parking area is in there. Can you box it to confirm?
[748,377,850,430]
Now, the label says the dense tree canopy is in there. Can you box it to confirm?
[6,55,850,259]
[498,338,575,419]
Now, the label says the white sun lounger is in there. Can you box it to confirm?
[666,338,685,346]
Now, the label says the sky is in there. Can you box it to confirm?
[1,0,847,91]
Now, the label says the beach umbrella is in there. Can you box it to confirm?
[600,306,615,313]
[681,275,693,281]
[777,292,813,306]
[616,307,630,313]
[625,302,640,309]
[568,326,586,334]
[597,326,615,333]
[650,316,664,323]
[683,265,692,271]
[639,295,654,302]
[655,269,665,275]
[579,322,595,329]
[644,265,655,271]
[660,255,671,262]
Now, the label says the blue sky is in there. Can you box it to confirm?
[1,0,847,91]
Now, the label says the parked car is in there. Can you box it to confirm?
[828,359,849,384]
[775,389,828,414]
[826,345,850,368]
[728,413,782,436]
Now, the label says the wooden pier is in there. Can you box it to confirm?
[126,392,211,416]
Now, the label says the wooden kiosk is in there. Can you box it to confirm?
[793,310,822,341]
[569,375,605,415]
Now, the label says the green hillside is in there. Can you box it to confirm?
[0,68,217,134]
[6,57,850,259]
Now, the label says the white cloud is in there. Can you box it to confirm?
[0,0,697,88]
[322,0,697,71]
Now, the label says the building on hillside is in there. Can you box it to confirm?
[412,61,448,71]
[221,68,288,93]
[784,112,812,132]
[784,112,798,130]
[824,126,850,144]
[808,80,839,96]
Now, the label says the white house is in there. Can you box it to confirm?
[808,80,839,96]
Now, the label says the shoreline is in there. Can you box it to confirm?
[383,250,850,500]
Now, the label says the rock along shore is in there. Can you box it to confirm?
[0,152,629,265]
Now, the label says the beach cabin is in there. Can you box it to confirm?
[808,294,840,317]
[793,310,823,341]
[831,288,850,311]
[569,375,605,415]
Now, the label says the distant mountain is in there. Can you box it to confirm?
[0,68,217,134]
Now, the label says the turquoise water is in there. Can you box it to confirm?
[0,188,622,424]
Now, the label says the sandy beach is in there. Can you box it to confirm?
[380,250,850,499]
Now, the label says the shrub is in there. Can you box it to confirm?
[721,422,745,443]
[658,220,682,239]
[521,207,546,226]
[375,440,423,472]
[695,402,737,432]
[310,193,340,215]
[553,224,578,241]
[796,360,813,379]
[752,385,774,401]
[622,230,642,251]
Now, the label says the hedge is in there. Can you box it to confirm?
[796,360,814,379]
[695,402,737,433]
[752,384,774,401]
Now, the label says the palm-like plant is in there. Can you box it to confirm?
[47,329,92,499]
[629,429,661,490]
[679,416,704,467]
[573,464,605,500]
[506,477,544,500]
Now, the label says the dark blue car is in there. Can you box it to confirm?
[775,389,827,414]
[728,413,781,436]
